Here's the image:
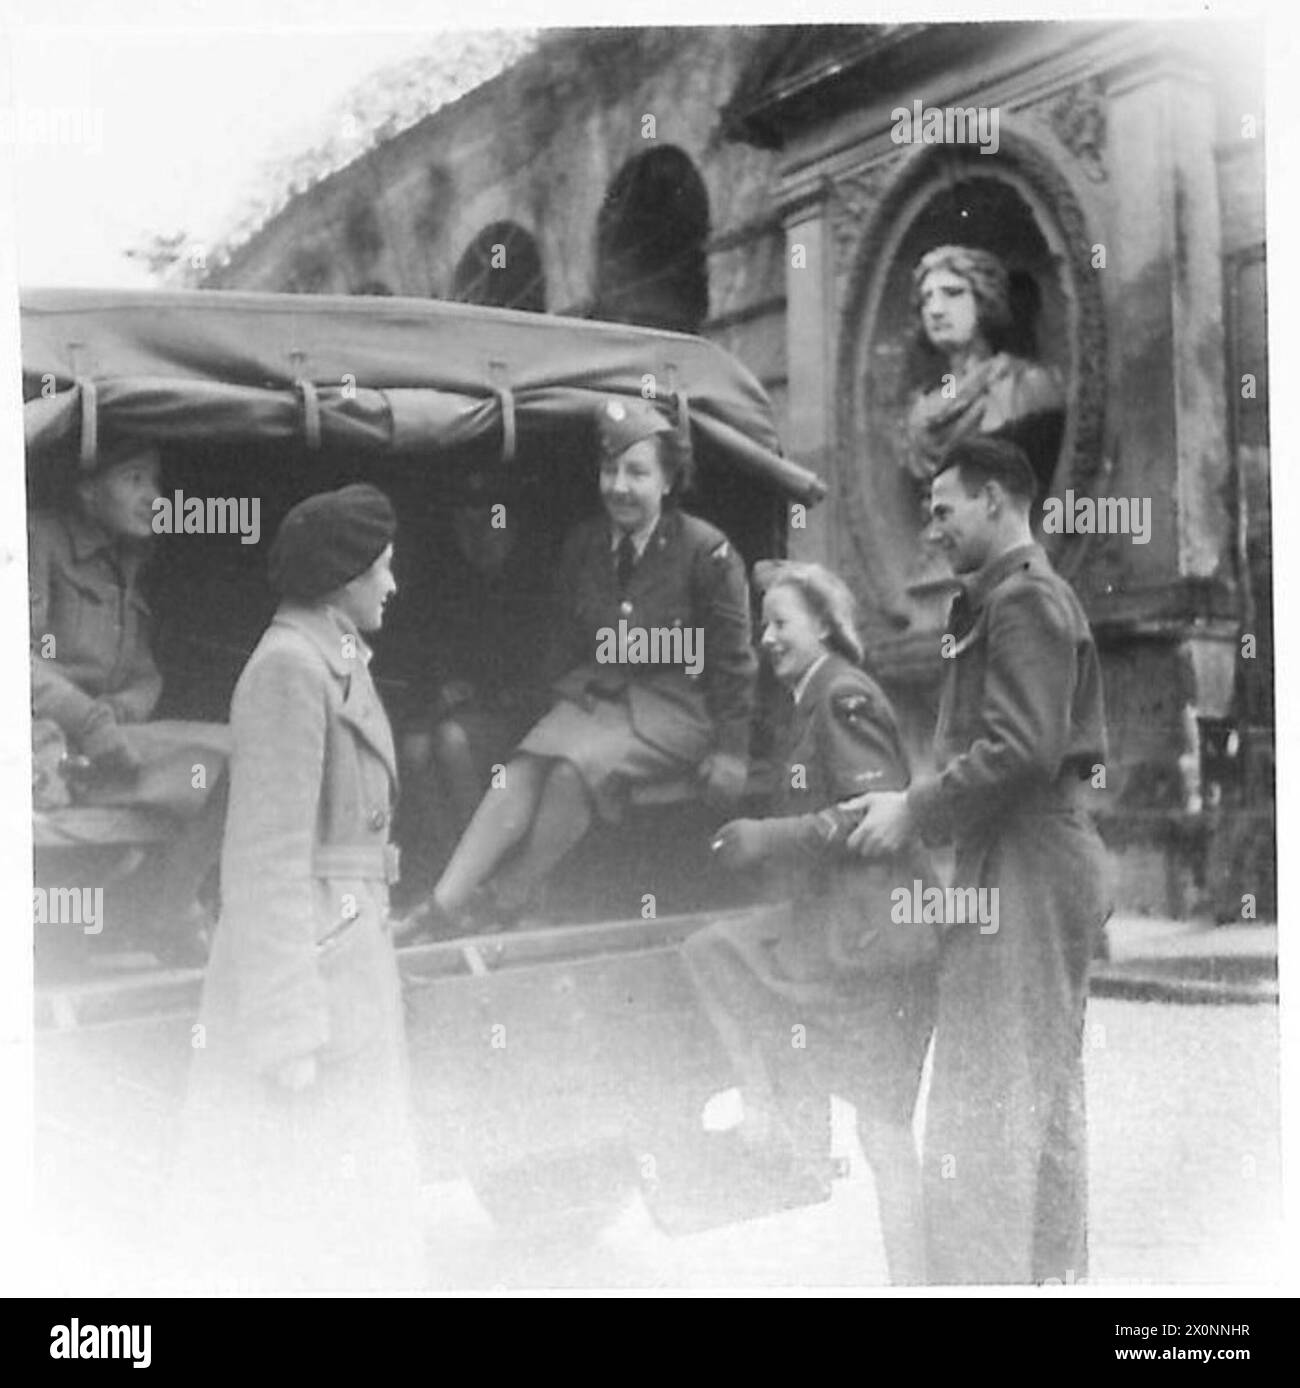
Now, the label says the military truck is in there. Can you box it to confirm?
[24,287,841,1248]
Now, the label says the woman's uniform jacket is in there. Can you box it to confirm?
[722,651,939,986]
[547,507,757,763]
[682,653,938,1135]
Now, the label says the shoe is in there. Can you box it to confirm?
[392,895,467,945]
[483,897,530,933]
[481,883,551,933]
[149,911,212,969]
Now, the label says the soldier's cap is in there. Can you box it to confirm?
[594,396,675,462]
[269,482,397,602]
[77,436,162,478]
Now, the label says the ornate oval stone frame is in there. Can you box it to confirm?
[833,131,1108,613]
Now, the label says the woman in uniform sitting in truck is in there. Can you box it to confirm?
[684,560,939,1284]
[401,396,758,936]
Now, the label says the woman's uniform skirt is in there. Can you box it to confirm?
[517,689,710,821]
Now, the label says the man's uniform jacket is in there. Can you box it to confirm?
[547,507,757,763]
[176,603,421,1292]
[907,541,1110,1286]
[28,509,228,817]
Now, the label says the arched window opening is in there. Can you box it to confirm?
[452,221,546,312]
[594,146,709,334]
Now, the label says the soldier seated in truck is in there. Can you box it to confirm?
[29,438,230,962]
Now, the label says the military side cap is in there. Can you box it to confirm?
[595,397,674,462]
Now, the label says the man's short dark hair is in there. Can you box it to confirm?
[934,435,1038,505]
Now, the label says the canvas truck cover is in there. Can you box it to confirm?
[20,288,825,503]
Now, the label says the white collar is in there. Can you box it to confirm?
[792,652,830,706]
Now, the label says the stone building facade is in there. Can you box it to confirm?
[205,22,1272,917]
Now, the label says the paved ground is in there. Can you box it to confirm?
[406,993,1282,1291]
[1093,916,1278,1004]
[26,918,1284,1292]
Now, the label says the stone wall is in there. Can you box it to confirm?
[206,21,1270,917]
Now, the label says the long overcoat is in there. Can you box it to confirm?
[906,542,1111,1285]
[173,602,422,1293]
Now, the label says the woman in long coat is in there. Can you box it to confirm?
[684,561,938,1284]
[173,483,423,1293]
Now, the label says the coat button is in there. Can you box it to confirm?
[368,808,387,832]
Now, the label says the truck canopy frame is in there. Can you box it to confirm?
[21,288,825,504]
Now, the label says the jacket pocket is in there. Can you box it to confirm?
[51,564,115,667]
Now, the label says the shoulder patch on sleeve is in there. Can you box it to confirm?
[829,692,892,788]
[827,675,879,718]
[834,690,870,713]
[829,684,892,740]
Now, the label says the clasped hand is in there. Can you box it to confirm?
[842,789,914,859]
[696,751,748,808]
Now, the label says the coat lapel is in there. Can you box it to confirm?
[337,673,398,787]
[273,604,398,785]
[627,509,679,597]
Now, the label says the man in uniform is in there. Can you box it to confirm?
[30,438,230,957]
[846,434,1110,1284]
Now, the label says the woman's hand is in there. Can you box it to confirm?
[697,751,748,808]
[710,818,772,869]
[844,790,915,859]
[273,1054,318,1092]
[80,709,143,779]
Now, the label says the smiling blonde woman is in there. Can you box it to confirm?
[683,559,939,1285]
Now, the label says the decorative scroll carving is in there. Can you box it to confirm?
[1046,77,1108,184]
[826,158,906,273]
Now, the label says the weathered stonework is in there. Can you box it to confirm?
[1044,76,1109,183]
[826,159,907,286]
[207,21,1269,916]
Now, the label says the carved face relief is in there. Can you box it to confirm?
[918,268,983,356]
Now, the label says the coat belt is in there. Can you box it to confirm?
[312,843,400,884]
